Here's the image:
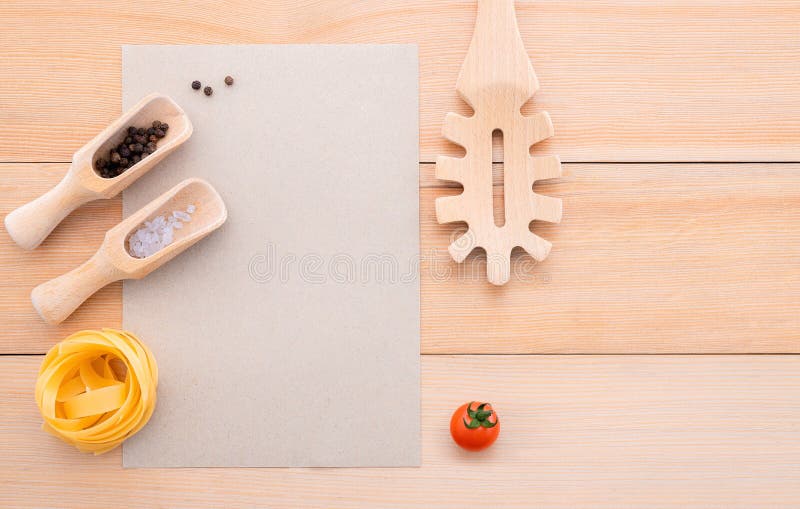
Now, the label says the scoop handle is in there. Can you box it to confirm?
[4,173,96,250]
[31,250,123,325]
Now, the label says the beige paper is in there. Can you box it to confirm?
[121,45,419,467]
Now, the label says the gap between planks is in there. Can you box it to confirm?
[4,353,800,358]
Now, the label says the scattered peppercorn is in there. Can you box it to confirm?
[94,120,170,178]
[224,75,234,86]
[191,80,201,90]
[203,86,213,96]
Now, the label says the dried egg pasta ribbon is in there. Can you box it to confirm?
[35,328,158,455]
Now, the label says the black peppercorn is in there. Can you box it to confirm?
[224,75,234,86]
[203,86,213,96]
[98,120,167,177]
[191,80,201,90]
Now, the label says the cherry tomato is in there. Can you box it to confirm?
[449,401,500,451]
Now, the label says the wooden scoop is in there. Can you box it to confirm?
[31,178,227,325]
[4,93,192,250]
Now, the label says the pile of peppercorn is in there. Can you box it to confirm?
[94,121,169,178]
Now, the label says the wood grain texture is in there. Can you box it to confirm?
[435,0,564,285]
[1,0,799,163]
[3,94,192,251]
[423,163,800,352]
[0,164,121,352]
[2,3,799,505]
[2,354,800,508]
[30,178,226,325]
[3,163,799,354]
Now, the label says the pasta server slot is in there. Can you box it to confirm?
[31,178,227,325]
[4,93,192,250]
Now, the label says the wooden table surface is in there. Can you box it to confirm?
[1,1,799,507]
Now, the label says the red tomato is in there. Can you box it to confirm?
[449,401,500,451]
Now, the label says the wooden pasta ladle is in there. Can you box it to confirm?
[435,0,563,285]
[31,178,227,325]
[4,93,192,250]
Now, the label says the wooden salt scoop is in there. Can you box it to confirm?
[4,93,192,250]
[31,178,227,325]
[435,0,562,285]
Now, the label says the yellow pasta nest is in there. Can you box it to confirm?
[35,328,158,455]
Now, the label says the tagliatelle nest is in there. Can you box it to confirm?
[35,328,158,455]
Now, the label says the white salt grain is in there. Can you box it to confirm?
[128,204,196,258]
[173,210,191,222]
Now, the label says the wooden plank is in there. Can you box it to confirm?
[3,163,800,354]
[1,0,799,163]
[2,354,800,508]
[422,163,800,353]
[0,164,121,352]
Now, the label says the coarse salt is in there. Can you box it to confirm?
[128,204,196,258]
[173,210,191,222]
